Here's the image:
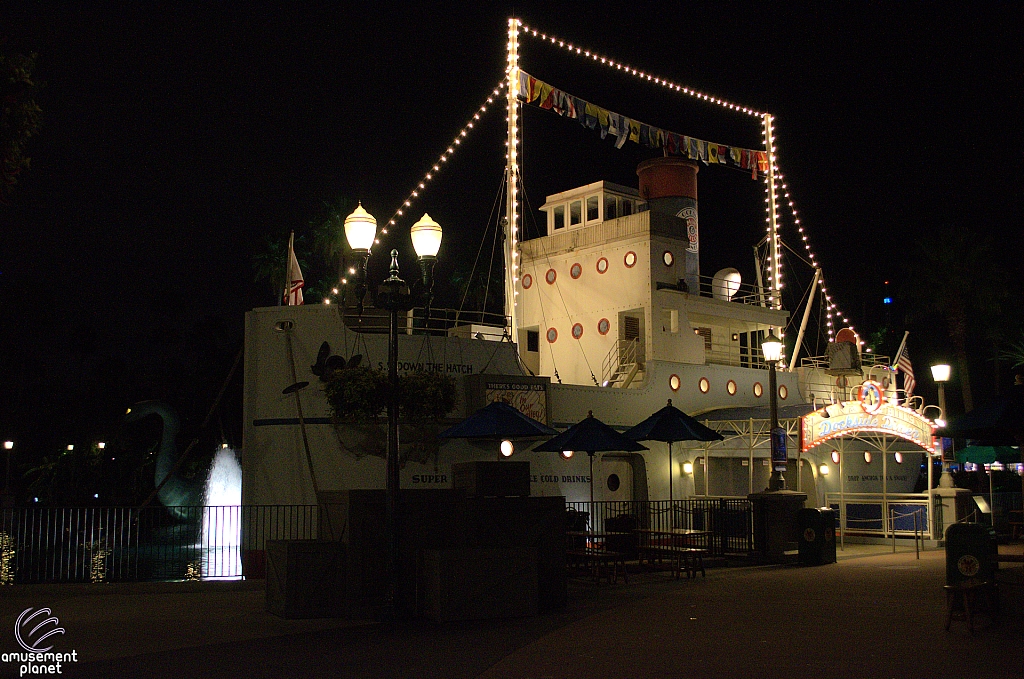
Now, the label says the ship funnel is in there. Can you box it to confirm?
[637,157,699,293]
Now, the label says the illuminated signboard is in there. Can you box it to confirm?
[484,380,548,424]
[800,389,935,453]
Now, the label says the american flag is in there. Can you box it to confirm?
[284,231,304,306]
[896,346,915,397]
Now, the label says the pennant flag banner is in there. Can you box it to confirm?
[518,71,767,175]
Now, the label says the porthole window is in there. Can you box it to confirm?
[698,377,710,394]
[607,474,621,492]
[571,323,583,340]
[663,250,674,267]
[670,374,681,391]
[779,385,788,400]
[522,273,533,289]
[726,380,737,395]
[570,263,582,279]
[596,257,609,274]
[597,318,611,335]
[545,268,557,285]
[831,450,840,465]
[753,382,764,398]
[546,328,558,343]
[624,251,637,268]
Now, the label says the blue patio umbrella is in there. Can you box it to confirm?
[438,401,558,440]
[533,411,648,505]
[623,399,723,503]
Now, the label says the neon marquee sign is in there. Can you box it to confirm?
[800,383,935,453]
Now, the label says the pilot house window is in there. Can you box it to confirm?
[553,205,565,230]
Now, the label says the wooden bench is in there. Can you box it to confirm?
[566,549,628,584]
[638,545,707,580]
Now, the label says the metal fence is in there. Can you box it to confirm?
[0,505,318,584]
[565,498,753,557]
[1,500,754,585]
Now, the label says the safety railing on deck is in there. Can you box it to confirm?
[0,505,318,584]
[825,492,932,541]
[339,306,510,338]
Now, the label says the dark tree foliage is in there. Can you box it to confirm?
[0,49,41,202]
[903,226,1007,411]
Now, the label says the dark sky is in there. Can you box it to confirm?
[1,2,1021,448]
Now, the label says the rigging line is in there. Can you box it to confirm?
[782,254,815,337]
[456,172,506,320]
[530,228,600,385]
[484,206,502,325]
[781,239,814,268]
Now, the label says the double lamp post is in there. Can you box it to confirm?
[343,204,442,619]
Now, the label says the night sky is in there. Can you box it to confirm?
[1,2,1021,468]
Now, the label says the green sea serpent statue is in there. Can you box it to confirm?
[126,400,204,519]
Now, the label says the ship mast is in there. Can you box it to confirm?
[504,18,521,342]
[764,113,782,311]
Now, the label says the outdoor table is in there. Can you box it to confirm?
[564,531,630,584]
[635,528,711,579]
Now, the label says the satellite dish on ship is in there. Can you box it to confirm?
[712,268,742,301]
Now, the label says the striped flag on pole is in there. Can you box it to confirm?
[896,346,915,397]
[284,231,304,306]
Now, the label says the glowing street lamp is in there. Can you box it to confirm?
[761,330,786,491]
[930,363,953,488]
[2,441,13,504]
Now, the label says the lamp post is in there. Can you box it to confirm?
[344,205,441,621]
[2,441,13,507]
[761,330,786,491]
[930,363,953,488]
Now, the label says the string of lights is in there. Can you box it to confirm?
[516,21,765,117]
[774,165,857,342]
[321,79,507,305]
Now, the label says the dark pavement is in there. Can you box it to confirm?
[1,544,1022,679]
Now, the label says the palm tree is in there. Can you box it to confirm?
[904,227,1006,412]
[251,233,290,303]
[252,198,358,305]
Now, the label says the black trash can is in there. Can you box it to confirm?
[945,522,997,585]
[798,507,837,566]
[604,514,639,561]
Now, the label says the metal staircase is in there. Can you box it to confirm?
[602,338,644,388]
